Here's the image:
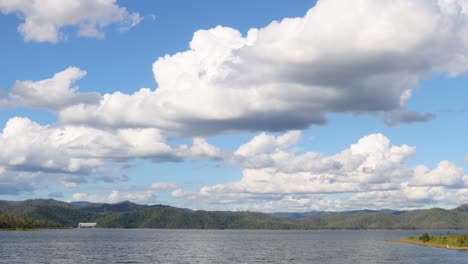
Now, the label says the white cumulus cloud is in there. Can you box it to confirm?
[0,117,101,174]
[10,67,100,110]
[411,160,466,187]
[0,0,142,42]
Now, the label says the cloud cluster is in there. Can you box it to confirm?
[6,0,467,136]
[55,0,468,135]
[197,131,468,211]
[202,132,416,196]
[0,117,222,172]
[0,117,222,194]
[0,0,142,42]
[28,126,468,211]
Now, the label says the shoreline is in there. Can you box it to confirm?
[391,239,468,251]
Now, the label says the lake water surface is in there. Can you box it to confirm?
[0,229,467,263]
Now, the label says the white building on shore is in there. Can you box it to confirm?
[78,223,97,228]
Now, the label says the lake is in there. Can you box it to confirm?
[0,229,467,263]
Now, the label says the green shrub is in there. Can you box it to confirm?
[457,235,468,247]
[419,232,431,242]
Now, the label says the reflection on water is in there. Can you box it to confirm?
[0,229,467,263]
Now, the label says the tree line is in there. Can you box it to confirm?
[0,213,62,230]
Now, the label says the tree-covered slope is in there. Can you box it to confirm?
[96,208,306,229]
[298,206,468,229]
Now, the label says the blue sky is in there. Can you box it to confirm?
[0,0,467,212]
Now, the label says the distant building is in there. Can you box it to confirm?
[78,222,97,228]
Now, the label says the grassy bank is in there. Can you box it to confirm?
[393,233,468,250]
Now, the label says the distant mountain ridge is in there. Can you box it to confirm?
[271,209,406,219]
[454,204,468,211]
[1,199,467,230]
[270,211,328,219]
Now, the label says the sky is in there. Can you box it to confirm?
[0,0,467,212]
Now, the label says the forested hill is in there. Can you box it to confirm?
[1,199,468,230]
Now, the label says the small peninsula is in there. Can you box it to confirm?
[394,232,468,250]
